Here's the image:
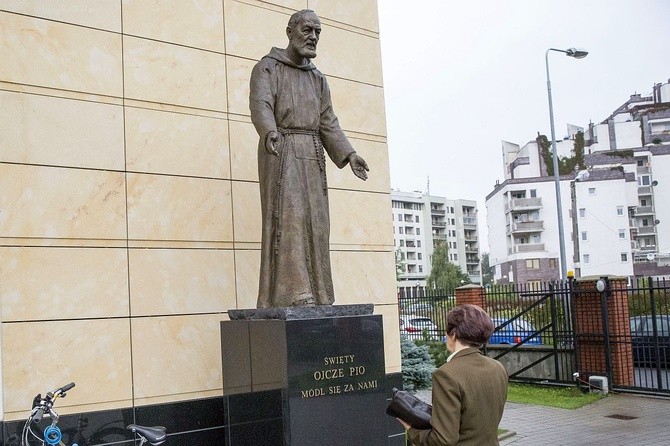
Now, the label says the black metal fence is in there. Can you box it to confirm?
[398,277,670,396]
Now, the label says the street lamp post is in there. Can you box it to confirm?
[545,47,588,280]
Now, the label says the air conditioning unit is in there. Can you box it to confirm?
[588,375,609,394]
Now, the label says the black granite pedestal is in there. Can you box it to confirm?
[221,305,388,446]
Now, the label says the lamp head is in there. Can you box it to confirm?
[566,48,588,59]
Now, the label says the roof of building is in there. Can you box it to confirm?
[584,151,635,166]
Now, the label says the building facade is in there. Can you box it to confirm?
[0,0,399,430]
[487,78,670,284]
[392,190,481,286]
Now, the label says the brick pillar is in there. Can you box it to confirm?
[455,284,486,310]
[573,276,633,387]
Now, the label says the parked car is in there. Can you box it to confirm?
[630,315,670,368]
[400,315,440,340]
[489,318,542,345]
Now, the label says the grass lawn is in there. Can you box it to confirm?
[507,383,605,409]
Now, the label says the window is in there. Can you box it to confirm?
[640,199,648,206]
[415,215,420,223]
[416,228,421,236]
[418,265,423,273]
[399,240,404,247]
[526,259,540,269]
[417,240,421,248]
[617,206,624,216]
[637,159,644,167]
[530,189,537,198]
[453,254,458,261]
[639,175,651,186]
[588,187,596,195]
[399,227,403,234]
[582,254,590,264]
[579,208,586,218]
[621,253,628,262]
[619,229,626,239]
[581,231,588,241]
[418,253,422,260]
[398,214,402,221]
[549,258,558,269]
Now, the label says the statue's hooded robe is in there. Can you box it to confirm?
[250,47,355,308]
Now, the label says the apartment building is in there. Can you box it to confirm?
[391,190,481,286]
[486,78,670,284]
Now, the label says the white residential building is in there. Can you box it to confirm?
[487,78,670,283]
[391,190,481,286]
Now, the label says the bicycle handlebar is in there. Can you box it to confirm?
[59,382,75,394]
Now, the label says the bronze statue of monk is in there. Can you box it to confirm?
[250,9,369,308]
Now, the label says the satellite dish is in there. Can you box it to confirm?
[647,253,656,261]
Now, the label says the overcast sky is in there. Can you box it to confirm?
[377,0,670,251]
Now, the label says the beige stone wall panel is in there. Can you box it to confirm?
[326,138,390,193]
[122,0,225,52]
[129,248,236,316]
[223,0,289,60]
[331,250,396,305]
[308,0,379,33]
[328,77,386,137]
[328,189,393,246]
[1,319,132,416]
[317,24,382,86]
[123,36,226,111]
[0,164,127,240]
[0,247,129,321]
[0,1,122,32]
[125,107,230,179]
[229,120,259,182]
[233,249,260,309]
[131,314,222,401]
[0,91,124,170]
[0,13,123,96]
[373,303,401,373]
[231,180,261,243]
[225,55,254,116]
[126,173,233,242]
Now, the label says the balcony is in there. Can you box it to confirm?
[637,165,651,175]
[638,186,652,195]
[508,221,544,234]
[431,208,445,215]
[431,221,446,228]
[505,197,543,213]
[636,206,655,215]
[508,243,545,254]
[637,226,656,235]
[465,245,479,254]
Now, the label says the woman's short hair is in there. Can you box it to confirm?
[446,304,494,347]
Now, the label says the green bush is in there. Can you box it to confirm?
[415,336,449,368]
[400,336,435,391]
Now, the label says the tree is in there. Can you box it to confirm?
[537,131,586,177]
[481,252,494,287]
[427,241,470,290]
[395,248,405,281]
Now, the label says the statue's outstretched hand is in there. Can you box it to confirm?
[265,130,280,156]
[348,153,369,181]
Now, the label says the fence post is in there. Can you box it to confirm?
[455,284,486,310]
[573,276,633,388]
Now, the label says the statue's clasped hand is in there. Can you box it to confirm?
[348,153,369,181]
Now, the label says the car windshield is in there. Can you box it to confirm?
[409,318,433,326]
[634,316,670,336]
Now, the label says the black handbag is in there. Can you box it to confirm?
[385,387,432,430]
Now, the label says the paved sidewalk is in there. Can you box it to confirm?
[416,390,670,445]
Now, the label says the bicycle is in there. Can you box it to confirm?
[22,382,167,446]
